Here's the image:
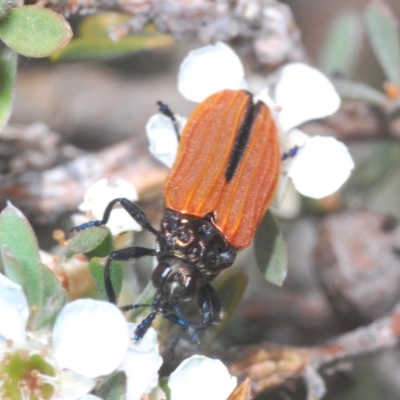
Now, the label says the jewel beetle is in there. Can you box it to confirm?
[72,89,280,340]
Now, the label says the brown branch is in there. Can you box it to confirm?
[0,126,168,223]
[223,304,400,397]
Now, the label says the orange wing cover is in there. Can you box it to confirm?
[163,89,280,250]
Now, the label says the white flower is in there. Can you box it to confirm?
[168,355,237,400]
[0,274,162,400]
[118,323,163,400]
[259,63,354,200]
[146,42,354,200]
[75,178,142,235]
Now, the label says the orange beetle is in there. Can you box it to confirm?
[72,89,280,340]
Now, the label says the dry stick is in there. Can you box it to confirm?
[224,303,400,396]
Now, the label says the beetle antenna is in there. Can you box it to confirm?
[157,100,180,141]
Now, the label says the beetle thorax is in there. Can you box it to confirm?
[155,209,237,283]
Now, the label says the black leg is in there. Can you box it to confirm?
[104,246,156,304]
[71,197,158,236]
[198,283,222,326]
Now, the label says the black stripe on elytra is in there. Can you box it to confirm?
[225,97,263,182]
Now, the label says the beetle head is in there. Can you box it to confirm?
[151,256,198,315]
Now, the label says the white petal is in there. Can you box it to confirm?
[255,87,284,125]
[79,395,103,400]
[79,179,139,218]
[78,178,142,234]
[0,273,28,346]
[271,178,301,219]
[146,113,182,168]
[53,299,130,378]
[106,208,142,236]
[118,324,163,400]
[275,63,340,132]
[58,369,96,400]
[178,42,247,103]
[169,355,237,400]
[287,136,354,199]
[283,128,309,151]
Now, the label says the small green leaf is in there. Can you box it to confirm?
[30,290,67,330]
[0,203,43,307]
[66,226,113,258]
[50,34,174,62]
[0,48,17,131]
[254,211,287,286]
[319,11,363,76]
[0,6,72,58]
[365,0,400,85]
[42,262,65,303]
[333,78,387,106]
[0,203,63,308]
[205,271,248,352]
[97,371,126,400]
[89,257,123,301]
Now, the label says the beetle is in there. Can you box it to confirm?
[71,89,280,341]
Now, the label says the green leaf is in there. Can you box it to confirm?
[0,48,16,131]
[0,203,63,308]
[333,78,387,106]
[204,271,248,352]
[319,11,363,76]
[50,34,174,62]
[365,0,400,85]
[97,371,127,400]
[0,6,72,58]
[42,262,65,304]
[254,210,287,286]
[66,226,113,259]
[30,290,67,330]
[89,257,123,301]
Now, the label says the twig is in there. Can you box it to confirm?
[224,303,400,397]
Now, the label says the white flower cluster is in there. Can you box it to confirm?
[0,273,236,400]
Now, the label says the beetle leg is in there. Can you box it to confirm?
[70,197,158,236]
[198,283,222,326]
[134,312,157,340]
[165,312,199,343]
[104,246,156,304]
